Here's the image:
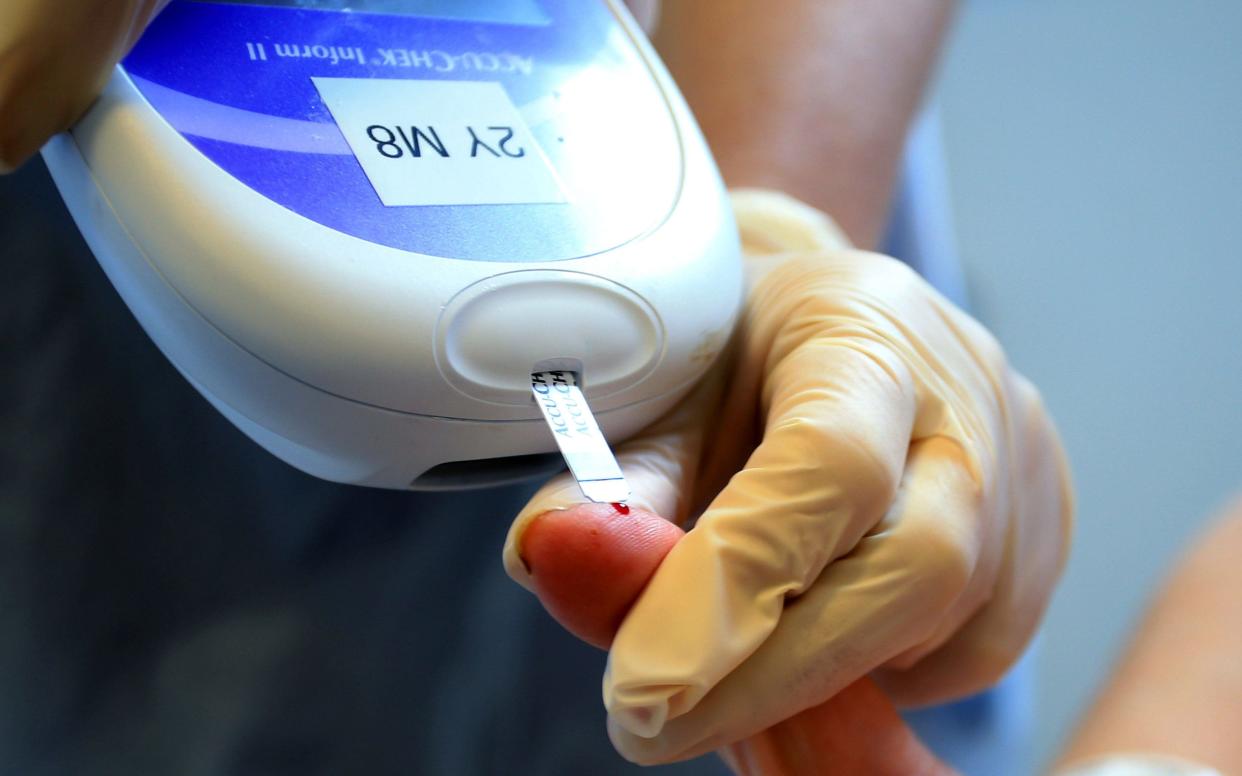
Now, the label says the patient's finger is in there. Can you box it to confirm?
[520,503,683,649]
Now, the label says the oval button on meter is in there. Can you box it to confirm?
[44,0,744,488]
[436,271,665,406]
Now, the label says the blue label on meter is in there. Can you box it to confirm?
[122,0,682,261]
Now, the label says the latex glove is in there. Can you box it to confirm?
[0,0,168,171]
[520,504,955,776]
[505,190,1073,764]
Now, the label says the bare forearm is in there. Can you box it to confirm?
[1057,500,1242,773]
[648,0,955,248]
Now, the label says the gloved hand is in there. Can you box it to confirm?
[520,504,954,775]
[0,0,168,171]
[504,189,1073,765]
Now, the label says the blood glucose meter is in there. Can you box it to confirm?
[42,0,742,489]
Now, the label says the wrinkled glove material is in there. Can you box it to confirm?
[505,189,1073,764]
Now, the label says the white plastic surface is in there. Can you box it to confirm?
[41,0,742,488]
[438,271,663,405]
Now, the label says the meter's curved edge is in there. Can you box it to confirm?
[41,9,743,490]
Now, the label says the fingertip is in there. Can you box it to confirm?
[521,503,683,649]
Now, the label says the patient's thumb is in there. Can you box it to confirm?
[514,502,683,649]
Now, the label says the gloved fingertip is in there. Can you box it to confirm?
[606,677,698,742]
[520,503,683,650]
[606,712,683,766]
[610,702,668,739]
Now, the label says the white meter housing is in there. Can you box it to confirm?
[43,0,741,489]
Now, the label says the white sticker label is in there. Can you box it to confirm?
[312,77,567,207]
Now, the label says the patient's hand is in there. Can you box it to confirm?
[518,503,955,775]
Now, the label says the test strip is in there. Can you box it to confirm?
[530,371,630,504]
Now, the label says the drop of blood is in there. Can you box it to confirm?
[611,502,630,515]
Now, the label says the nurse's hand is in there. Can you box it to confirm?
[0,0,168,172]
[520,504,955,775]
[503,190,1073,765]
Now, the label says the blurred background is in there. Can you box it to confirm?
[934,1,1242,771]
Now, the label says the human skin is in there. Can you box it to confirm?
[646,0,957,249]
[1055,499,1242,773]
[521,504,955,775]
